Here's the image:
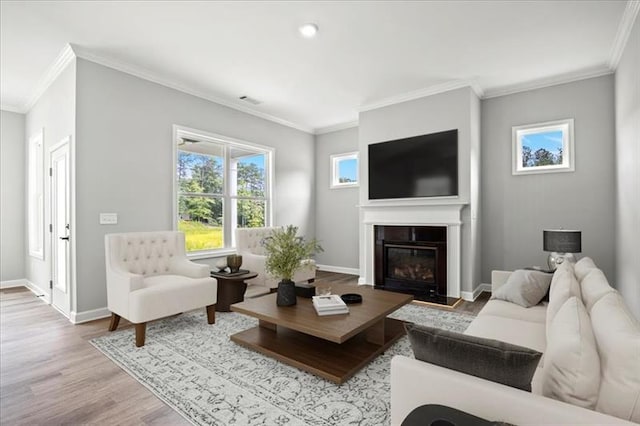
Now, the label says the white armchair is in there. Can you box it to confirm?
[105,231,217,347]
[235,227,316,298]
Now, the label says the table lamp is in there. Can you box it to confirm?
[543,229,581,271]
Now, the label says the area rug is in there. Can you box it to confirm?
[90,304,474,426]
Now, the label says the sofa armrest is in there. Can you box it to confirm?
[169,258,210,278]
[238,252,272,288]
[391,356,632,426]
[491,270,512,293]
[105,268,144,316]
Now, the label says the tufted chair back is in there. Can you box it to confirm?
[106,231,186,277]
[235,227,282,255]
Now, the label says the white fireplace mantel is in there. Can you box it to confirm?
[358,202,467,298]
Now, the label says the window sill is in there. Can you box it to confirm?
[187,248,237,260]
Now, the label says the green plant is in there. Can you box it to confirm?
[262,225,323,281]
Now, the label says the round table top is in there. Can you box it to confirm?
[210,270,258,281]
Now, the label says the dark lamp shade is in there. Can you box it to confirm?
[543,230,582,253]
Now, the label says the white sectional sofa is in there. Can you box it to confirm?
[391,257,640,425]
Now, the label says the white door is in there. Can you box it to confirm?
[50,138,71,317]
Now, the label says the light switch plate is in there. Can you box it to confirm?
[100,213,118,225]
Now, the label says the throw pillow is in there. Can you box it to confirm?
[542,296,600,408]
[574,256,597,282]
[405,324,542,392]
[546,262,581,336]
[491,269,552,308]
[590,292,640,422]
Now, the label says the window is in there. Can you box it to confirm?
[28,129,44,259]
[174,126,273,256]
[512,119,574,175]
[330,151,359,188]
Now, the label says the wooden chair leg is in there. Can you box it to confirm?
[135,323,146,347]
[108,313,121,331]
[206,305,216,324]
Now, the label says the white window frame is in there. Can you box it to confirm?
[28,129,45,260]
[173,125,274,259]
[512,119,575,175]
[330,151,359,189]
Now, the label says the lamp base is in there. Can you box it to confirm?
[547,252,577,271]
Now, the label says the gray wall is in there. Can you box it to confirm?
[24,60,77,295]
[0,110,26,282]
[358,87,482,293]
[314,127,359,270]
[481,75,616,282]
[75,58,315,312]
[614,17,639,319]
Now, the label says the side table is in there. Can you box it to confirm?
[210,270,258,312]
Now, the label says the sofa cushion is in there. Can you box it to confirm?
[546,262,581,337]
[464,314,546,353]
[491,269,552,308]
[574,256,597,282]
[580,269,615,312]
[590,292,640,422]
[478,299,547,324]
[406,324,542,392]
[129,275,217,323]
[542,296,600,409]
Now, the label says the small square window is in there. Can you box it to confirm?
[512,119,574,175]
[330,152,359,189]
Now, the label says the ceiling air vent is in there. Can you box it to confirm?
[239,95,262,105]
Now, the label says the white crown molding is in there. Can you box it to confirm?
[609,0,640,70]
[0,104,24,114]
[482,65,614,99]
[314,120,359,135]
[70,45,315,134]
[21,44,76,114]
[359,79,484,113]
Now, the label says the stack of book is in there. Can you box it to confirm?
[312,295,349,316]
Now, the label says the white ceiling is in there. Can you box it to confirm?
[0,1,633,133]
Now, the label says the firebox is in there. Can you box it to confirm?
[374,225,449,304]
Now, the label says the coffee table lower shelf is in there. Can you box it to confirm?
[230,317,406,384]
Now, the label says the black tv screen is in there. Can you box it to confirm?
[368,129,458,200]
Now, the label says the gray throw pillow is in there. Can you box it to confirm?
[491,269,552,307]
[406,324,542,392]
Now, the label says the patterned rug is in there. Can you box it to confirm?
[91,303,474,426]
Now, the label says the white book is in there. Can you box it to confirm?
[315,306,349,316]
[312,295,347,311]
[312,295,349,316]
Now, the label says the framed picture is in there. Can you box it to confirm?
[512,119,574,175]
[330,151,359,189]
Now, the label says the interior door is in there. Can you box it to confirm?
[50,138,71,317]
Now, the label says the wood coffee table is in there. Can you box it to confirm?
[230,283,413,384]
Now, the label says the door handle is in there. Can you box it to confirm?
[59,236,70,241]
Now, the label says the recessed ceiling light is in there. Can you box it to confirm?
[298,23,319,38]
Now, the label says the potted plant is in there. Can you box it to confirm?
[262,225,323,306]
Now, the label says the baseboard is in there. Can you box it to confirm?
[358,277,369,285]
[316,264,360,276]
[461,283,491,302]
[2,278,52,304]
[0,278,29,289]
[70,307,111,324]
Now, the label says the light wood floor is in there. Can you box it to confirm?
[0,271,489,425]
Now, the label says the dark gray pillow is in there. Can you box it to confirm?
[491,269,552,307]
[405,324,542,391]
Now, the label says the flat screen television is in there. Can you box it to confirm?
[368,129,458,200]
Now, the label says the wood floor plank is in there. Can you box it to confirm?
[0,271,488,424]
